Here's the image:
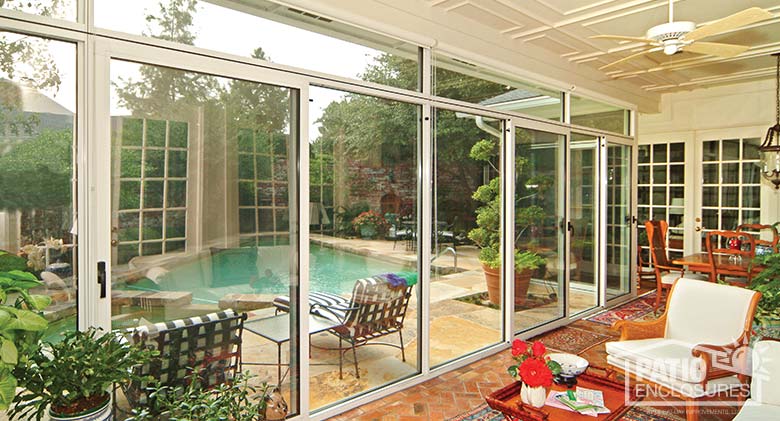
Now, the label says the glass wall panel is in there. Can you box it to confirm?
[430,108,502,367]
[570,95,629,135]
[514,128,565,332]
[0,0,76,21]
[94,0,419,91]
[570,133,599,314]
[0,32,76,341]
[308,86,419,408]
[606,143,631,300]
[433,53,562,121]
[109,60,301,414]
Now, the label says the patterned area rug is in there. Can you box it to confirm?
[445,403,503,421]
[585,292,660,326]
[531,325,611,354]
[447,403,681,421]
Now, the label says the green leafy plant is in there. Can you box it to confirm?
[748,251,780,327]
[351,210,389,234]
[334,202,370,237]
[467,139,545,271]
[11,328,156,420]
[0,260,50,411]
[127,371,272,421]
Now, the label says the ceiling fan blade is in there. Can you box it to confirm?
[684,41,750,57]
[685,7,774,41]
[599,47,663,70]
[590,35,656,44]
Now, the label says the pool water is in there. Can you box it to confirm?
[117,244,413,304]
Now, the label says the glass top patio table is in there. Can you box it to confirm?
[243,313,341,385]
[671,253,761,275]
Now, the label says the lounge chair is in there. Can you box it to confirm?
[273,274,414,378]
[122,309,247,409]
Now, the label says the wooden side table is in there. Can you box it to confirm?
[485,373,637,421]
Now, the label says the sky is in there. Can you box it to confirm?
[97,0,382,140]
[5,0,382,141]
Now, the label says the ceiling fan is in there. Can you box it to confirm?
[591,1,773,70]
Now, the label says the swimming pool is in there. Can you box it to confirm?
[117,244,414,304]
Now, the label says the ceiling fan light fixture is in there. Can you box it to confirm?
[760,53,780,189]
[645,21,696,42]
[663,43,680,56]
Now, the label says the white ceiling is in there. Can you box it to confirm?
[424,0,780,94]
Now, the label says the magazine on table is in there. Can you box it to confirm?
[543,386,610,417]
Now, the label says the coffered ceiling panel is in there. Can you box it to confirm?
[426,0,780,94]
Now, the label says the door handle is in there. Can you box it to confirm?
[695,226,702,232]
[97,261,107,299]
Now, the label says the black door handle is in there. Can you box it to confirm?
[97,261,106,299]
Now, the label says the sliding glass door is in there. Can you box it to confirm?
[569,133,599,315]
[605,141,633,301]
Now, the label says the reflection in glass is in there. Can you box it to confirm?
[703,140,718,161]
[0,33,76,342]
[652,165,667,184]
[722,187,738,207]
[309,86,420,407]
[95,0,419,91]
[702,164,718,184]
[669,143,684,162]
[432,108,501,365]
[514,128,565,331]
[606,144,631,300]
[638,166,650,184]
[638,145,650,163]
[570,96,628,134]
[702,187,718,207]
[434,54,562,120]
[110,60,301,413]
[669,165,684,184]
[570,134,598,314]
[722,163,739,184]
[722,139,740,161]
[652,144,667,163]
[1,0,76,21]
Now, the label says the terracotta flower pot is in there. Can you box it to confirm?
[482,264,532,306]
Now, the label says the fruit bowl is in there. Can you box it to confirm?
[548,353,588,387]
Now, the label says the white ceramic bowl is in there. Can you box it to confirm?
[548,353,589,377]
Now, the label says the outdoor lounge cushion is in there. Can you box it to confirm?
[272,291,350,321]
[732,341,780,420]
[605,338,706,383]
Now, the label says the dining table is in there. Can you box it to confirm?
[671,253,763,279]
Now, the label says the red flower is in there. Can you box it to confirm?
[511,339,527,357]
[531,341,546,357]
[519,358,553,388]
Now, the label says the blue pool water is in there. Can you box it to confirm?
[118,244,413,304]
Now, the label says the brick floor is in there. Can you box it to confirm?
[329,284,740,421]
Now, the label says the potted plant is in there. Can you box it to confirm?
[0,255,51,411]
[10,328,155,421]
[127,371,285,421]
[467,139,546,305]
[352,210,389,240]
[748,251,780,341]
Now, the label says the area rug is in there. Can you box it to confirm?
[531,325,611,354]
[585,292,660,326]
[446,403,503,421]
[447,403,681,421]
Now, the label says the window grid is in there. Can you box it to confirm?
[700,138,761,247]
[116,118,188,264]
[237,129,289,246]
[310,140,334,235]
[637,142,685,261]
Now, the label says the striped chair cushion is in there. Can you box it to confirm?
[122,309,245,408]
[272,291,350,321]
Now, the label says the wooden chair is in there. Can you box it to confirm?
[736,223,779,253]
[636,244,657,289]
[645,220,706,310]
[705,230,757,286]
[122,310,246,409]
[606,277,761,421]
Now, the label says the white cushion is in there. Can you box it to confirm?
[607,354,742,398]
[751,341,780,406]
[684,273,709,281]
[665,278,757,346]
[605,338,705,383]
[733,399,780,421]
[660,272,680,285]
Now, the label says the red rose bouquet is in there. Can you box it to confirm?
[507,340,561,388]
